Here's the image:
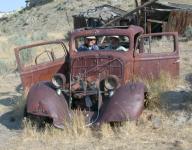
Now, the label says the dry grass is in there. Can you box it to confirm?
[180,41,192,77]
[1,39,189,150]
[0,1,191,149]
[143,72,184,109]
[0,32,65,75]
[6,109,191,150]
[5,70,190,150]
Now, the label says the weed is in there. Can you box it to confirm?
[30,31,48,41]
[0,60,11,75]
[143,72,183,109]
[9,35,34,64]
[184,26,192,41]
[12,94,27,119]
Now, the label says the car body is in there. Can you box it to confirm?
[15,25,180,128]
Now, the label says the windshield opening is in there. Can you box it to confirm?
[75,35,130,52]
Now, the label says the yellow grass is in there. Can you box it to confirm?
[6,69,190,150]
[0,32,192,150]
[143,72,184,109]
[0,1,192,149]
[7,110,191,150]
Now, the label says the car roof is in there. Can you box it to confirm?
[70,25,144,38]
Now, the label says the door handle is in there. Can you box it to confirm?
[173,59,180,64]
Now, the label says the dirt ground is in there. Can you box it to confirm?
[0,41,192,150]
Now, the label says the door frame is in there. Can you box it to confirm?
[14,40,69,90]
[133,32,180,79]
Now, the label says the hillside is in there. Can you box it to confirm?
[0,0,191,73]
[0,0,192,37]
[0,0,135,37]
[0,0,137,70]
[0,0,139,72]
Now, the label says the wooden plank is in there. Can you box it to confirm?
[166,11,192,34]
[147,19,165,24]
[103,0,158,27]
[147,21,151,33]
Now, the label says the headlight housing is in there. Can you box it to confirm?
[52,73,66,89]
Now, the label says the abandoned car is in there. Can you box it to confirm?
[15,25,180,128]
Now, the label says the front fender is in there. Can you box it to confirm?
[98,82,145,123]
[26,81,70,128]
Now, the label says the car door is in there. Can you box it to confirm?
[133,32,180,80]
[15,40,69,91]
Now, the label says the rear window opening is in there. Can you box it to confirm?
[136,34,176,54]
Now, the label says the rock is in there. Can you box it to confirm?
[173,140,183,149]
[186,113,192,124]
[174,112,190,126]
[151,116,162,129]
[147,114,162,129]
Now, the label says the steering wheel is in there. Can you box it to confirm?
[35,50,55,65]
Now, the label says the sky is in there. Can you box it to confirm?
[0,0,26,12]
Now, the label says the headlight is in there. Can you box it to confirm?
[104,75,120,90]
[52,73,66,89]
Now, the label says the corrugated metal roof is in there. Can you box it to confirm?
[74,4,127,18]
[160,0,192,5]
[156,0,192,10]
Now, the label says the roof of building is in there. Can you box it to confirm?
[160,0,192,5]
[157,0,192,10]
[73,4,127,19]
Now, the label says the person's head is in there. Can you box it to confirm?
[110,36,120,47]
[85,36,96,46]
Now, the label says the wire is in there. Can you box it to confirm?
[85,80,101,127]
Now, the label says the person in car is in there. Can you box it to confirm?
[78,36,99,51]
[105,36,127,51]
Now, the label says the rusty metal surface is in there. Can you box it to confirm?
[71,51,135,86]
[71,55,125,84]
[27,81,70,128]
[69,25,144,54]
[70,51,134,89]
[20,60,66,90]
[14,40,69,90]
[14,25,180,128]
[97,82,145,123]
[14,40,65,71]
[134,32,180,79]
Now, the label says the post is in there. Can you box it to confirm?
[144,7,147,33]
[103,0,158,27]
[147,21,151,33]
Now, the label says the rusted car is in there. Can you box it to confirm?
[15,25,180,128]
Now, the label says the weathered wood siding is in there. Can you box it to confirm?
[166,11,192,34]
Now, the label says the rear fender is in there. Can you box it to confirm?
[98,82,145,123]
[26,81,70,128]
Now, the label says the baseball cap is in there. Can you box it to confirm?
[86,36,96,39]
[110,36,119,39]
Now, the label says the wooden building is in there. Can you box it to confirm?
[141,0,192,34]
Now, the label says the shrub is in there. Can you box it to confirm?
[9,35,34,64]
[141,72,182,110]
[184,26,192,40]
[0,60,10,75]
[30,31,48,41]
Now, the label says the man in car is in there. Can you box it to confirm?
[78,36,99,51]
[105,36,127,51]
